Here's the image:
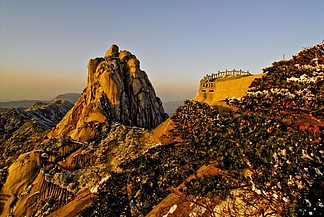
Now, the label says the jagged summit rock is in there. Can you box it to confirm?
[50,44,168,140]
[104,44,119,59]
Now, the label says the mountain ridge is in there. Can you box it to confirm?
[0,93,80,108]
[0,99,74,174]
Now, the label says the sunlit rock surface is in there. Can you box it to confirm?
[50,44,168,141]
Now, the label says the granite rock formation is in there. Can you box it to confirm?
[0,100,73,214]
[51,44,168,141]
[0,100,73,169]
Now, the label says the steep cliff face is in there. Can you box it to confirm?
[51,44,167,141]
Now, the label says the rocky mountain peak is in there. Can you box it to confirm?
[50,45,168,141]
[104,44,119,59]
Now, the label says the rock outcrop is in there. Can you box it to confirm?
[51,44,167,141]
[0,100,73,169]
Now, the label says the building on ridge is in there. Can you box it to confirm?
[198,69,250,102]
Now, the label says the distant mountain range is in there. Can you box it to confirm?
[0,93,80,108]
[0,93,184,116]
[163,100,185,115]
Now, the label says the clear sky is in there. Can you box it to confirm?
[0,0,323,102]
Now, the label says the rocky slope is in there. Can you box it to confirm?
[0,100,73,169]
[0,100,73,213]
[50,44,167,141]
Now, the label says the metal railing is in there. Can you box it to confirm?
[202,69,250,82]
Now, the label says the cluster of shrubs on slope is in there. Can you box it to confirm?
[231,43,323,118]
[80,43,323,216]
[80,102,322,216]
[81,101,225,216]
[221,43,324,215]
[173,100,323,215]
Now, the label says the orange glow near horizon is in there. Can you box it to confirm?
[0,71,86,101]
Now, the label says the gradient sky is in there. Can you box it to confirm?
[1,0,323,102]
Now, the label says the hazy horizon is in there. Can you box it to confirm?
[1,0,323,102]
